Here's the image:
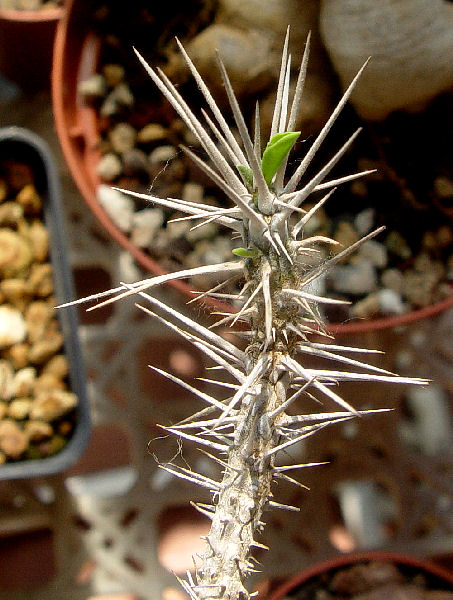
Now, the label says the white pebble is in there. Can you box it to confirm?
[354,208,375,235]
[131,209,164,247]
[97,185,134,233]
[377,289,406,315]
[0,306,26,349]
[356,240,388,268]
[330,260,378,296]
[96,153,123,182]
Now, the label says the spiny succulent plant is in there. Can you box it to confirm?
[62,30,428,600]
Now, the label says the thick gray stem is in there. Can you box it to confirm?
[197,355,287,600]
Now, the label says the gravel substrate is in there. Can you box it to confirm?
[0,160,78,463]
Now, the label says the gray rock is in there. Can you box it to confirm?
[102,63,125,87]
[122,148,149,177]
[330,260,378,296]
[356,239,388,268]
[96,152,122,182]
[377,288,406,315]
[100,83,134,118]
[186,222,217,244]
[354,207,376,236]
[78,74,107,100]
[182,182,204,205]
[149,145,178,165]
[108,123,137,154]
[97,185,134,233]
[381,268,404,294]
[385,231,411,260]
[131,209,164,248]
[137,123,167,144]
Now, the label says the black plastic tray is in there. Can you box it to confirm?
[0,126,90,480]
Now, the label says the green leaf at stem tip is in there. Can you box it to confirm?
[261,131,300,186]
[236,165,254,192]
[232,247,260,258]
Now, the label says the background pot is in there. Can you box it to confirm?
[268,551,453,600]
[0,5,64,91]
[0,126,90,480]
[52,0,453,333]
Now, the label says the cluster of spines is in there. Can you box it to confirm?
[60,29,428,600]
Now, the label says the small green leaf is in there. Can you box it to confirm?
[232,247,260,258]
[261,131,300,186]
[237,165,254,192]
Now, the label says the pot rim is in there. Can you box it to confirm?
[0,6,63,22]
[267,551,453,600]
[51,0,453,333]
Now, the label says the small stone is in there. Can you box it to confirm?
[377,288,406,315]
[0,360,15,401]
[434,175,453,199]
[122,148,149,178]
[350,293,380,319]
[100,84,134,118]
[13,367,36,398]
[149,145,178,165]
[0,279,29,310]
[0,306,27,348]
[354,207,376,235]
[16,184,41,214]
[131,208,164,247]
[102,63,125,87]
[356,240,388,268]
[97,185,134,233]
[33,373,65,396]
[27,220,49,262]
[25,420,53,442]
[28,326,63,365]
[30,390,77,422]
[182,182,204,205]
[97,153,123,182]
[330,260,378,296]
[403,270,439,307]
[0,229,33,277]
[166,219,191,241]
[78,74,107,100]
[0,201,24,226]
[186,222,217,244]
[381,268,404,294]
[3,343,29,369]
[26,263,53,297]
[137,123,167,144]
[42,355,68,379]
[25,300,54,343]
[8,399,32,421]
[385,231,411,260]
[108,123,137,154]
[0,419,28,459]
[333,221,359,252]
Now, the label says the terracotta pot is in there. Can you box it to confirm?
[52,0,453,333]
[0,5,64,90]
[268,552,453,600]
